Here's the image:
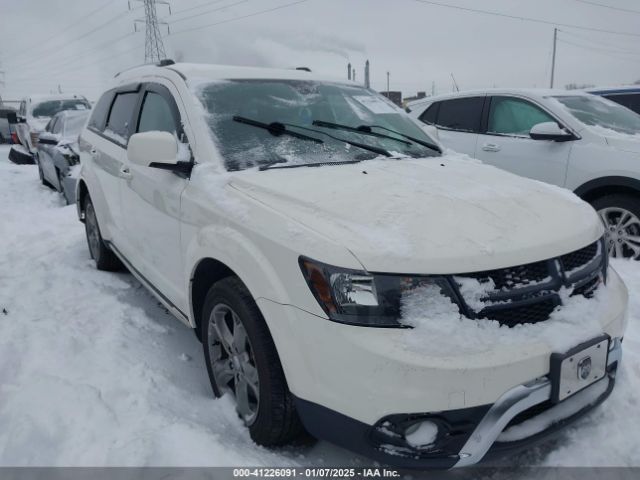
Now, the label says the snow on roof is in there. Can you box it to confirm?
[115,62,353,86]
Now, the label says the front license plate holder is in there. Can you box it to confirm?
[550,334,609,403]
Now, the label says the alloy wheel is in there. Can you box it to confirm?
[598,207,640,259]
[208,303,260,425]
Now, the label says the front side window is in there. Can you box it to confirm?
[488,96,555,136]
[602,94,640,116]
[31,99,90,118]
[105,92,138,143]
[552,95,640,134]
[436,97,484,132]
[194,79,439,171]
[137,91,178,134]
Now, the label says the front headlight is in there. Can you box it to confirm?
[299,256,461,327]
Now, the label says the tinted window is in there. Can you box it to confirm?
[436,97,484,132]
[137,91,178,134]
[105,92,138,143]
[45,118,56,133]
[88,92,113,131]
[419,103,438,125]
[488,97,555,136]
[604,94,640,115]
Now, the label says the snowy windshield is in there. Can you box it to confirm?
[63,112,90,138]
[32,99,91,119]
[196,79,439,171]
[553,95,640,134]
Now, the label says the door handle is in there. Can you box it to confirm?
[119,166,132,180]
[482,143,501,152]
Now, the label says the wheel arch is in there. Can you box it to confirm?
[574,176,640,203]
[190,257,239,340]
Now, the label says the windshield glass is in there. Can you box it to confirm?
[63,112,90,137]
[32,99,91,118]
[552,95,640,134]
[195,79,439,171]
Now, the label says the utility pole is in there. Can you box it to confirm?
[133,0,171,64]
[550,27,557,88]
[450,73,459,92]
[364,60,370,89]
[347,62,352,81]
[386,71,390,92]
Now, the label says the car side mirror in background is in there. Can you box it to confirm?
[127,131,193,176]
[38,132,60,145]
[529,122,575,142]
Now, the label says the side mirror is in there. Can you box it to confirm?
[530,122,575,142]
[38,132,60,145]
[127,131,193,176]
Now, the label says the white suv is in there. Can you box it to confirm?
[407,89,640,260]
[77,63,627,469]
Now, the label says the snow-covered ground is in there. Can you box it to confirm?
[0,144,638,469]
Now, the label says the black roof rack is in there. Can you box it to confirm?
[295,67,311,72]
[157,59,175,66]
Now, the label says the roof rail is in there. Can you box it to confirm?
[295,67,311,72]
[114,59,176,78]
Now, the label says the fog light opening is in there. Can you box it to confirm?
[404,420,439,449]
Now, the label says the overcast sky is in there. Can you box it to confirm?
[1,0,639,102]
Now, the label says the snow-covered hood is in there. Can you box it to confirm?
[230,155,603,274]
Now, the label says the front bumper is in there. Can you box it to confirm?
[294,338,622,469]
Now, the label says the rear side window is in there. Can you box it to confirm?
[105,92,138,143]
[419,103,438,125]
[436,97,484,132]
[88,92,113,131]
[604,94,640,115]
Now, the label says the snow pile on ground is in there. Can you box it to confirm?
[0,145,639,470]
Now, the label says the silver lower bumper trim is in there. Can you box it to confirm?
[454,337,622,468]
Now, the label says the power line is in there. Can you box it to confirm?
[12,0,114,59]
[170,0,229,17]
[6,9,136,70]
[170,0,249,25]
[558,38,640,59]
[572,0,640,15]
[411,0,640,38]
[560,29,640,53]
[170,0,310,36]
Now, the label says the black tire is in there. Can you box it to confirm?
[84,197,123,271]
[201,277,305,446]
[591,193,640,259]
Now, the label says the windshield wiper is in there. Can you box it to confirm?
[281,123,392,158]
[233,116,324,144]
[313,120,442,154]
[312,120,412,146]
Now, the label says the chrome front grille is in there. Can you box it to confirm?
[455,240,605,327]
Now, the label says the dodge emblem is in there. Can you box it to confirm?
[577,357,592,380]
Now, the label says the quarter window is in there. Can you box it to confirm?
[104,92,138,143]
[419,103,438,125]
[88,91,114,131]
[488,97,555,136]
[137,91,178,134]
[436,97,484,132]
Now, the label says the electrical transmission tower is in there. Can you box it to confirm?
[132,0,171,64]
